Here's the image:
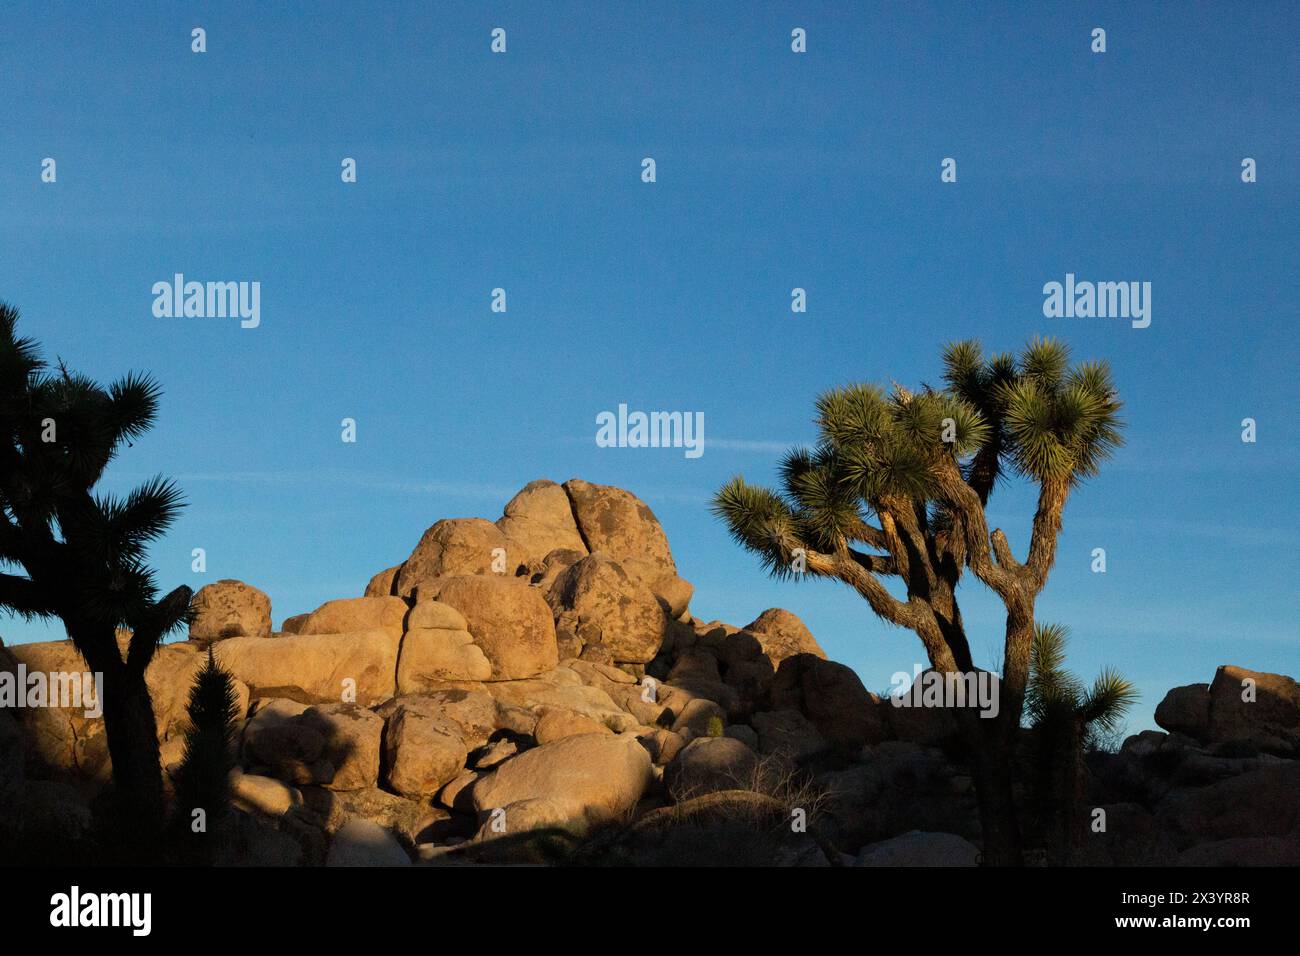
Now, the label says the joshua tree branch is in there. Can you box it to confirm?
[1025,476,1070,591]
[847,547,898,576]
[933,460,1020,598]
[0,572,51,616]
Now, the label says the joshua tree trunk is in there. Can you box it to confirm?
[972,747,1022,866]
[78,629,166,850]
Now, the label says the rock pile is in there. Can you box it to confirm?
[1,477,1296,866]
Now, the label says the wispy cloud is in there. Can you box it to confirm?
[706,438,798,453]
[116,470,517,500]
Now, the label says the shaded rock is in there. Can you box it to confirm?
[301,786,457,848]
[1206,666,1300,755]
[472,733,653,826]
[437,771,483,812]
[298,703,383,791]
[475,797,583,842]
[636,728,686,766]
[751,709,828,761]
[189,579,271,642]
[280,614,310,635]
[1178,836,1300,866]
[855,831,979,867]
[230,770,301,818]
[1155,683,1210,740]
[724,724,760,751]
[1157,762,1300,844]
[665,736,760,800]
[326,819,411,866]
[771,654,883,753]
[671,698,726,739]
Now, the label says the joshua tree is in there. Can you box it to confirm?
[0,303,191,845]
[713,337,1123,864]
[172,647,241,862]
[1023,622,1137,863]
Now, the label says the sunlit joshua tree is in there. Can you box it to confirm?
[0,302,191,848]
[713,336,1124,865]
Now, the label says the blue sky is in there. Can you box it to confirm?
[2,1,1297,732]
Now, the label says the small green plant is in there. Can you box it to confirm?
[1024,622,1138,863]
[706,715,725,738]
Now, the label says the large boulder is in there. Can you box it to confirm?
[395,600,493,690]
[751,709,828,761]
[1205,666,1300,755]
[374,689,500,751]
[326,819,411,866]
[297,703,384,791]
[297,597,409,638]
[495,479,589,568]
[547,553,670,664]
[744,609,826,665]
[425,577,558,680]
[561,479,691,616]
[471,733,653,830]
[1157,762,1300,844]
[771,654,883,752]
[395,519,514,598]
[664,736,760,800]
[383,700,469,798]
[189,580,271,642]
[364,565,402,598]
[1154,683,1210,740]
[214,629,401,706]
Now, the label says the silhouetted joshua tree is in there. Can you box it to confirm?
[0,303,190,847]
[1023,622,1137,864]
[713,337,1123,865]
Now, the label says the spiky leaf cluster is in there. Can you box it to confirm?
[0,301,187,642]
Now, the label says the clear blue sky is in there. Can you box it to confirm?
[2,1,1297,733]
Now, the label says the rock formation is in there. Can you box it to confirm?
[2,477,1296,866]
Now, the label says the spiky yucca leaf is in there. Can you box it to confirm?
[1078,669,1140,733]
[173,647,240,841]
